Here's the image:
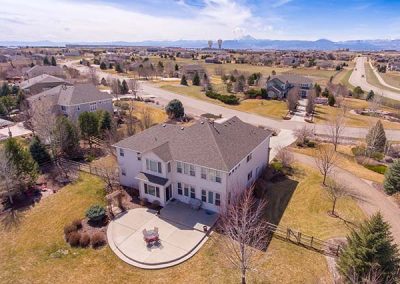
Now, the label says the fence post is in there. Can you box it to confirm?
[286,228,290,240]
[336,245,341,256]
[297,232,302,244]
[310,236,314,248]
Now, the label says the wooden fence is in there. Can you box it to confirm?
[266,222,341,257]
[59,158,118,178]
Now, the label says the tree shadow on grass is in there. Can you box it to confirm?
[1,209,24,231]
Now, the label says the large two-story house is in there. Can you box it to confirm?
[114,117,272,213]
[27,83,113,120]
[266,74,313,99]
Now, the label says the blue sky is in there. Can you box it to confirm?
[1,0,400,42]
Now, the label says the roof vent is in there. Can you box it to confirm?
[181,127,184,130]
[200,121,204,124]
[162,124,166,127]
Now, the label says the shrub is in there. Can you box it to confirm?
[151,200,160,210]
[139,197,148,206]
[68,231,81,247]
[364,164,387,174]
[351,146,366,156]
[72,219,82,230]
[271,161,283,172]
[64,224,78,236]
[86,205,106,223]
[306,141,316,148]
[205,90,239,105]
[79,233,91,247]
[370,151,384,161]
[384,159,400,195]
[91,232,106,248]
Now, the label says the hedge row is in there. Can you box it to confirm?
[205,91,239,105]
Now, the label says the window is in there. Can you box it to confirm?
[247,170,253,181]
[201,167,207,179]
[177,162,182,173]
[177,182,182,195]
[201,190,207,202]
[146,159,161,174]
[246,153,252,162]
[208,191,214,204]
[121,168,126,176]
[184,184,189,197]
[89,102,97,111]
[190,187,196,198]
[119,148,124,157]
[215,171,222,183]
[144,184,160,198]
[167,162,171,173]
[189,165,195,176]
[61,105,66,111]
[215,193,221,206]
[137,152,141,161]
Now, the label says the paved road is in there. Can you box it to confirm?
[349,57,400,100]
[64,60,400,140]
[368,60,400,92]
[292,152,400,245]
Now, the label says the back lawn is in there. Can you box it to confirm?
[0,164,364,283]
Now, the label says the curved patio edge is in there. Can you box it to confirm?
[106,215,214,270]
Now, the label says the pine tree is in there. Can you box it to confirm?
[121,80,129,94]
[4,137,38,186]
[98,111,112,135]
[29,136,51,165]
[55,116,80,158]
[384,159,400,195]
[51,56,57,66]
[100,62,107,70]
[192,72,200,86]
[78,112,99,148]
[366,120,387,153]
[175,63,179,71]
[115,63,123,73]
[180,75,188,86]
[366,90,375,101]
[165,99,184,119]
[337,213,400,283]
[328,94,336,106]
[43,56,50,65]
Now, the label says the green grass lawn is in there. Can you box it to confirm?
[0,164,364,283]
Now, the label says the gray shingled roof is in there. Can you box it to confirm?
[271,74,313,84]
[56,83,112,106]
[136,172,169,186]
[26,65,64,77]
[114,117,272,171]
[19,74,67,89]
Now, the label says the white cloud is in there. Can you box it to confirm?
[0,0,281,41]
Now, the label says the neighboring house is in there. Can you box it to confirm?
[114,117,272,213]
[27,83,113,120]
[25,65,65,79]
[19,74,70,95]
[388,61,400,72]
[182,64,206,80]
[266,74,313,99]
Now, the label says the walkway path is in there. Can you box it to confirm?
[292,152,400,245]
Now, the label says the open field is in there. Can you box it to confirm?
[381,72,400,89]
[314,98,400,129]
[290,144,385,184]
[332,68,354,90]
[364,63,398,93]
[0,164,364,283]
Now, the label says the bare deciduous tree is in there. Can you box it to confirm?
[328,111,346,151]
[127,79,140,99]
[140,107,154,130]
[287,86,300,113]
[315,146,337,185]
[325,177,349,216]
[275,146,294,168]
[218,187,268,284]
[87,67,98,85]
[306,89,316,115]
[294,125,314,145]
[0,150,18,204]
[125,102,136,136]
[96,158,119,193]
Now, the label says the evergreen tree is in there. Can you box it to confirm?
[108,63,113,69]
[43,56,50,65]
[337,213,400,283]
[180,75,188,86]
[78,112,99,148]
[97,111,112,135]
[100,62,107,70]
[165,99,184,119]
[55,116,80,158]
[366,120,387,153]
[366,90,375,101]
[4,137,38,186]
[175,63,179,71]
[121,80,129,94]
[29,136,51,165]
[384,159,400,195]
[115,63,123,73]
[51,56,57,66]
[328,94,336,106]
[0,83,9,97]
[314,83,322,97]
[192,72,200,86]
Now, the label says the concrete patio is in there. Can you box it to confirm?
[107,200,218,269]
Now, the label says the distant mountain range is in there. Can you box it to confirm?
[2,37,400,51]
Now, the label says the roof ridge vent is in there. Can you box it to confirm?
[180,127,184,130]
